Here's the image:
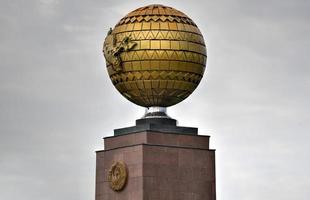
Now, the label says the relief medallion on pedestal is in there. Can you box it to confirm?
[107,161,128,191]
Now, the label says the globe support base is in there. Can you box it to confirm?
[114,117,198,136]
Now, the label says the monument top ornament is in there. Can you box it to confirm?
[103,4,207,108]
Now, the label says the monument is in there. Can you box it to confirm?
[96,4,215,200]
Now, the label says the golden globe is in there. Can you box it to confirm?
[103,4,207,107]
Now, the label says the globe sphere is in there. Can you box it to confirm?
[103,4,207,107]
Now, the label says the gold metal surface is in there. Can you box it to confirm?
[103,4,207,107]
[103,30,137,72]
[107,161,128,191]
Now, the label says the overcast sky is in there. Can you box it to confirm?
[0,0,309,199]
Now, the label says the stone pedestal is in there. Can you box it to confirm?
[95,131,216,200]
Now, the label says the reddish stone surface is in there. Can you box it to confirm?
[104,131,210,150]
[96,131,216,200]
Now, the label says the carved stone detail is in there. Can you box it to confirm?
[107,161,128,191]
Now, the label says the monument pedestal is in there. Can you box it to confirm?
[96,131,216,200]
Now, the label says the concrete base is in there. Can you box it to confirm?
[96,131,216,200]
[114,117,198,136]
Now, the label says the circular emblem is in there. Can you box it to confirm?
[108,161,128,191]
